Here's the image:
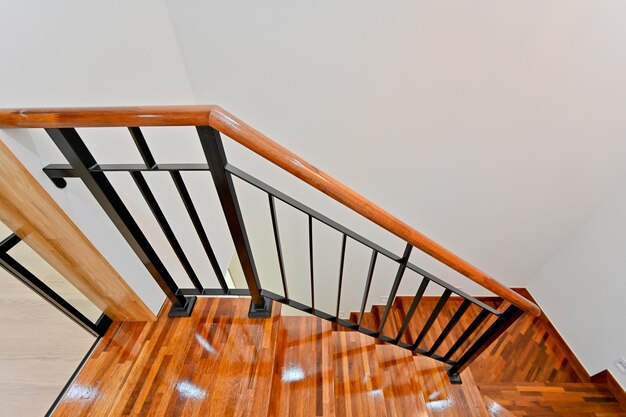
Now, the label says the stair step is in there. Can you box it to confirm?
[483,395,518,417]
[371,304,405,340]
[376,345,429,417]
[395,296,493,356]
[333,331,387,416]
[479,382,626,417]
[413,355,490,417]
[269,316,335,417]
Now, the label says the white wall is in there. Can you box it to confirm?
[0,1,204,314]
[529,183,626,389]
[165,0,626,314]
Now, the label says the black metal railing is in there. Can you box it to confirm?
[0,232,112,337]
[42,125,523,382]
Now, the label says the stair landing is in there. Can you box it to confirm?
[52,297,493,417]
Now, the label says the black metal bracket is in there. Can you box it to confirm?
[448,370,463,384]
[248,296,273,318]
[168,296,197,318]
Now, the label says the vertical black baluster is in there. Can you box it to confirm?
[442,309,490,362]
[395,277,430,343]
[309,215,315,312]
[170,171,228,293]
[427,299,472,356]
[447,305,523,383]
[197,126,271,318]
[411,288,452,351]
[335,234,347,321]
[269,195,288,300]
[131,171,204,293]
[129,128,228,294]
[357,249,378,327]
[45,128,193,317]
[128,127,156,168]
[377,243,412,335]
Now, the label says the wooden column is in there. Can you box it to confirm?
[0,137,155,321]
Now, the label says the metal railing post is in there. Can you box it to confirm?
[447,304,523,383]
[45,128,195,317]
[197,126,272,318]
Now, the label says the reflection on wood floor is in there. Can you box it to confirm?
[52,296,626,417]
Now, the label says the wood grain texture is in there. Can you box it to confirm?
[52,297,281,417]
[483,395,518,417]
[376,345,429,417]
[414,355,490,417]
[0,138,154,321]
[0,104,540,316]
[333,331,387,417]
[480,382,626,417]
[269,317,335,417]
[0,106,216,127]
[590,370,626,411]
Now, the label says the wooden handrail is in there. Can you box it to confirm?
[0,105,216,128]
[0,105,541,316]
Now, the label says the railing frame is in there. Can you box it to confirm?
[0,105,542,382]
[0,233,112,337]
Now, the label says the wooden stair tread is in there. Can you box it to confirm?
[483,395,518,417]
[333,331,387,417]
[269,316,335,417]
[52,298,282,417]
[414,355,490,417]
[371,304,405,340]
[479,382,626,417]
[375,345,429,417]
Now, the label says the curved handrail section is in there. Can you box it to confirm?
[0,105,541,316]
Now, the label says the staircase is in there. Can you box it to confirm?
[0,106,623,416]
[49,296,626,417]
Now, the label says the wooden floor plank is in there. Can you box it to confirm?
[413,355,490,417]
[333,331,387,417]
[269,316,335,417]
[480,383,626,417]
[376,345,429,417]
[52,298,281,417]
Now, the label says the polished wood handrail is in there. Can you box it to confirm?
[0,105,216,128]
[0,105,541,316]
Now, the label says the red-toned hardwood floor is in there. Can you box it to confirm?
[52,296,626,417]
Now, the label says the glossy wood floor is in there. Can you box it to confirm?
[52,297,281,416]
[54,295,626,417]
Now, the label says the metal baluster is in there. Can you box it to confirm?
[411,289,452,350]
[309,215,315,312]
[447,305,523,383]
[377,243,412,335]
[335,234,347,320]
[269,195,288,300]
[427,299,472,356]
[131,171,204,293]
[395,277,430,343]
[46,128,193,317]
[170,171,228,293]
[357,250,378,327]
[442,309,490,362]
